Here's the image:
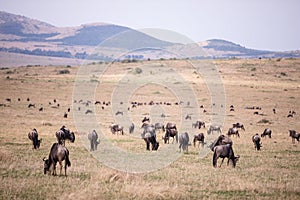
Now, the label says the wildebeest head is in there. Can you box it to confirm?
[43,157,50,175]
[69,132,75,143]
[37,139,42,149]
[152,142,159,150]
[233,155,240,167]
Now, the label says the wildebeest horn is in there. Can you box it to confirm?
[42,157,46,161]
[236,155,240,158]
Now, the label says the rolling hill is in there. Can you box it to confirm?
[0,11,299,67]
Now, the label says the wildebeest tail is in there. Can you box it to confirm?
[65,149,71,167]
[212,150,217,167]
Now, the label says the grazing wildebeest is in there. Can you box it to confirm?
[213,144,239,168]
[166,122,177,130]
[207,125,222,135]
[289,130,300,143]
[193,133,205,148]
[56,126,75,146]
[163,128,178,144]
[232,123,245,131]
[154,122,165,132]
[261,128,272,138]
[179,132,189,152]
[209,135,233,151]
[88,130,99,151]
[109,123,124,135]
[252,133,261,150]
[43,143,71,176]
[129,123,135,134]
[141,123,159,151]
[227,127,240,137]
[192,120,205,129]
[28,128,42,149]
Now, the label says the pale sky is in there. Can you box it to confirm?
[1,0,299,51]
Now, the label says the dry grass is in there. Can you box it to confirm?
[0,58,300,199]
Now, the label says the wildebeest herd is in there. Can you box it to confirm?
[25,97,299,176]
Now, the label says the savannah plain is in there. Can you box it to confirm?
[0,58,300,199]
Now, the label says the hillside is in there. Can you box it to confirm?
[0,11,299,67]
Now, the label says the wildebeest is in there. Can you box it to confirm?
[28,128,42,149]
[209,135,233,151]
[227,127,240,137]
[289,130,300,143]
[154,122,165,132]
[165,122,177,130]
[141,123,159,151]
[43,143,71,176]
[142,117,150,123]
[88,130,99,151]
[213,144,239,168]
[193,133,205,148]
[129,123,135,134]
[56,126,75,146]
[179,132,189,152]
[109,123,124,135]
[252,133,261,150]
[207,125,222,135]
[261,128,272,138]
[232,122,245,131]
[163,128,178,144]
[192,120,205,129]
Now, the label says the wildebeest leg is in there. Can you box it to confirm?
[64,161,67,176]
[219,158,225,167]
[59,161,63,176]
[144,139,150,151]
[52,163,57,176]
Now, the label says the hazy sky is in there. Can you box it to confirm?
[1,0,299,51]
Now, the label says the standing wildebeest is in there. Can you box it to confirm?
[28,128,42,149]
[109,123,124,135]
[56,126,75,146]
[289,130,300,143]
[179,132,189,152]
[213,144,239,168]
[192,120,205,129]
[207,125,222,135]
[88,130,99,151]
[43,143,71,176]
[193,133,205,148]
[261,128,272,138]
[129,123,135,134]
[141,123,159,151]
[163,128,178,144]
[252,133,261,150]
[227,127,240,137]
[232,122,245,131]
[209,135,233,151]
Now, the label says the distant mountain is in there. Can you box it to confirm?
[0,11,299,64]
[0,11,172,48]
[199,39,300,58]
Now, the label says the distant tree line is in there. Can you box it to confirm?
[0,47,93,59]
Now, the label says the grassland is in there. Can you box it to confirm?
[0,58,300,199]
